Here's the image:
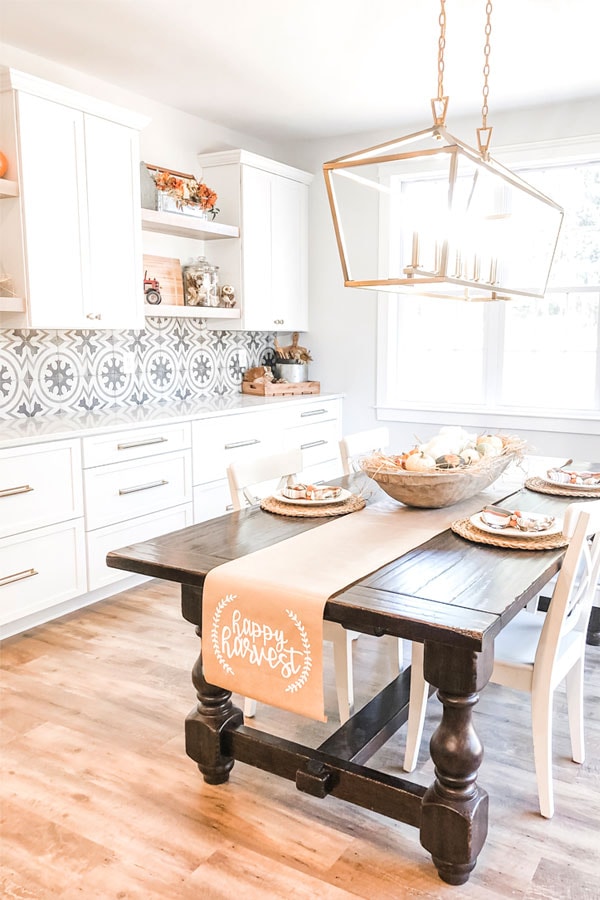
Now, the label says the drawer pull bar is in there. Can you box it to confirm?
[118,479,168,496]
[300,440,328,450]
[300,409,327,417]
[224,439,261,450]
[0,567,38,588]
[0,484,34,498]
[117,437,168,450]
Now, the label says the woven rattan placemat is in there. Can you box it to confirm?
[451,517,568,550]
[260,494,366,518]
[525,476,600,499]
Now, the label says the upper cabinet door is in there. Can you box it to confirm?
[0,70,148,330]
[270,174,308,332]
[241,165,309,331]
[84,115,143,329]
[17,92,89,328]
[196,150,312,332]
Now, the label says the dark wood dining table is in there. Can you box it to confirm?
[106,470,592,886]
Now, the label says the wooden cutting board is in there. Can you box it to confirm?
[143,255,184,307]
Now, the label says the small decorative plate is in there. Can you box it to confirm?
[470,511,563,539]
[274,488,351,507]
[541,475,600,491]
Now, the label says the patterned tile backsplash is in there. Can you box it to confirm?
[0,317,276,419]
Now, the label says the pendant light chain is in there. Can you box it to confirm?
[477,0,494,158]
[431,0,449,125]
[437,0,446,101]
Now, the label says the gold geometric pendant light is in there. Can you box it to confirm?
[323,1,564,301]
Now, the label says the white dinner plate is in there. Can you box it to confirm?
[540,475,600,491]
[274,488,351,506]
[470,512,563,539]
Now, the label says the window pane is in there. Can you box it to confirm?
[502,292,599,409]
[395,297,485,404]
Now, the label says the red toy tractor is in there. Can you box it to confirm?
[144,270,162,305]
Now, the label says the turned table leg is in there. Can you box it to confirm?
[185,625,244,785]
[419,640,494,885]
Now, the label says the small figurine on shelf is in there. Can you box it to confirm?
[220,284,236,308]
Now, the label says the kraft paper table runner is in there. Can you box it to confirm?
[202,487,511,721]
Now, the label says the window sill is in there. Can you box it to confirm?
[376,404,600,436]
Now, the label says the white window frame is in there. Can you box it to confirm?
[376,135,600,436]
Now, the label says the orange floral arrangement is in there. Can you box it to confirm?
[153,169,219,219]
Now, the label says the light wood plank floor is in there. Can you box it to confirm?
[2,580,599,899]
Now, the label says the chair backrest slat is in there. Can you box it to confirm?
[340,427,390,475]
[534,500,600,677]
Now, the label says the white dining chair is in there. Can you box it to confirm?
[402,499,600,819]
[226,448,356,723]
[339,426,390,475]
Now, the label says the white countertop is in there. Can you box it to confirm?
[0,392,344,450]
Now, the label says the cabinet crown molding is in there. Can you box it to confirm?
[0,67,150,131]
[197,148,313,185]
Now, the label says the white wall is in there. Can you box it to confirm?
[298,99,600,459]
[0,40,303,189]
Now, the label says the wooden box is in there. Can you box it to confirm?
[241,381,320,397]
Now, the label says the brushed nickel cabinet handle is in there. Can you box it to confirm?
[300,439,328,449]
[225,503,234,512]
[118,479,168,496]
[224,439,261,450]
[300,409,327,417]
[117,437,168,450]
[0,567,38,588]
[85,312,102,320]
[0,484,34,498]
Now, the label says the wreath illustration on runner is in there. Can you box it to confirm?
[284,608,312,693]
[211,593,236,676]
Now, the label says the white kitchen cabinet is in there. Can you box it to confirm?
[191,410,283,521]
[282,399,343,484]
[0,68,148,329]
[0,437,85,631]
[0,521,87,628]
[196,149,312,331]
[81,422,193,589]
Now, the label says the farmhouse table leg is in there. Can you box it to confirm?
[419,641,494,885]
[185,625,244,785]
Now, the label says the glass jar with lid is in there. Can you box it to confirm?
[182,256,219,307]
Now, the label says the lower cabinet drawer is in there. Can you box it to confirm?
[0,439,83,539]
[0,520,86,627]
[192,413,282,485]
[283,419,342,469]
[84,450,192,530]
[193,480,232,523]
[86,503,193,591]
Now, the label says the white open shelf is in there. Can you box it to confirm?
[0,296,25,313]
[140,208,239,240]
[0,178,18,199]
[144,303,240,319]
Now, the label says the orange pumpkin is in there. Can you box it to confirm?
[0,152,8,178]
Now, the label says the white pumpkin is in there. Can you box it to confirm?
[476,440,501,458]
[461,447,481,465]
[478,434,503,450]
[404,452,436,471]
